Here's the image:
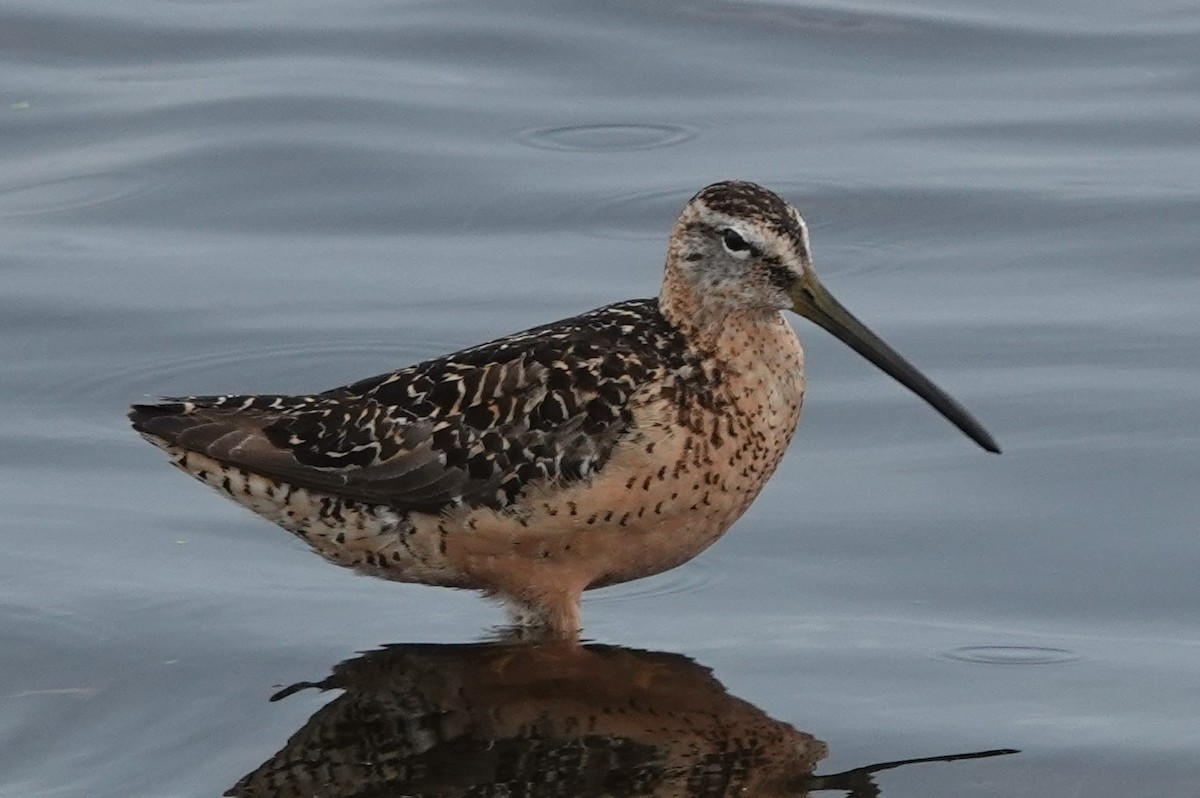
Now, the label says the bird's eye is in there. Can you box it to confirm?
[721,228,751,254]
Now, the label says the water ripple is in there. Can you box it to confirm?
[588,559,720,605]
[940,645,1081,665]
[0,172,157,219]
[569,184,696,240]
[39,341,447,406]
[517,123,696,153]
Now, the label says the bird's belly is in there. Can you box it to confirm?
[439,378,805,595]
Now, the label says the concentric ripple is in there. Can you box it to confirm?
[940,645,1081,665]
[587,558,720,605]
[517,123,696,153]
[569,184,697,240]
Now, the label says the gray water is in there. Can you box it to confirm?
[2,0,1198,795]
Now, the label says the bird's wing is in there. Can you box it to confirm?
[131,300,691,512]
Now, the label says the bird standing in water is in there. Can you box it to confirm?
[130,181,999,636]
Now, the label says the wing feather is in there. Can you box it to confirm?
[131,300,706,513]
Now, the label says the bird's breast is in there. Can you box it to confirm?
[431,313,806,593]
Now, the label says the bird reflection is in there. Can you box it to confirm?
[227,642,1015,798]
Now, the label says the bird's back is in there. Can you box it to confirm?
[133,300,694,503]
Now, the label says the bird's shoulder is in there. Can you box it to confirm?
[335,297,692,419]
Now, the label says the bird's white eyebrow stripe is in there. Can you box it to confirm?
[789,209,811,255]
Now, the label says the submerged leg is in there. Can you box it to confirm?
[501,590,583,639]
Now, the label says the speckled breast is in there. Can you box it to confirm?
[435,314,806,593]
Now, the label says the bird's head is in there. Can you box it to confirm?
[669,180,1000,453]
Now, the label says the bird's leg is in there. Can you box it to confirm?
[501,591,583,640]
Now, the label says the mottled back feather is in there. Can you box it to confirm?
[131,299,712,513]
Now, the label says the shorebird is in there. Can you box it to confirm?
[130,181,999,635]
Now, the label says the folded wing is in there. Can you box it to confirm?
[131,300,675,513]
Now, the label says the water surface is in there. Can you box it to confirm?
[2,0,1198,795]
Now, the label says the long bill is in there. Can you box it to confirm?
[790,271,1001,454]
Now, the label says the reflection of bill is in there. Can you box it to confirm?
[227,643,1016,798]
